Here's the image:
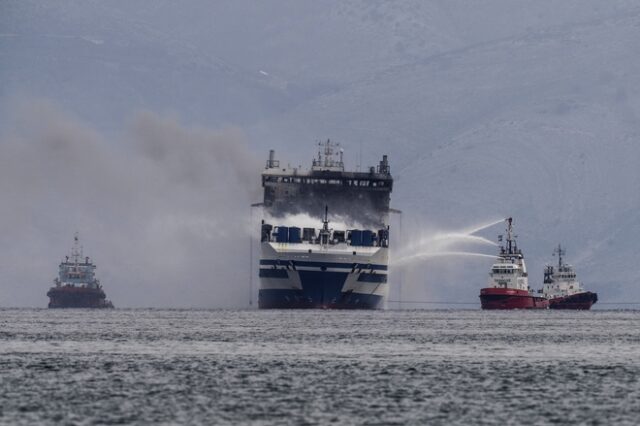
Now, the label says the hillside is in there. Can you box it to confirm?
[1,1,640,306]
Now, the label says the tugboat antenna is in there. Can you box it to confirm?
[553,244,565,269]
[71,232,82,264]
[505,217,513,254]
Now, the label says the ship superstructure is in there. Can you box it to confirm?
[258,140,393,309]
[479,218,548,309]
[47,234,113,308]
[542,244,597,309]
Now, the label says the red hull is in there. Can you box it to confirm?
[480,287,549,310]
[549,291,597,310]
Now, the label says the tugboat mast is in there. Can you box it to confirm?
[70,232,83,265]
[500,217,518,256]
[553,244,565,269]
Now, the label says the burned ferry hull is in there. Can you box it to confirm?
[258,141,393,310]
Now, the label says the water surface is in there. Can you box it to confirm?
[1,309,638,425]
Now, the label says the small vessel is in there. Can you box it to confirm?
[542,244,597,310]
[47,234,114,309]
[479,218,549,310]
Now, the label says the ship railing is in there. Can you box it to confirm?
[261,224,389,247]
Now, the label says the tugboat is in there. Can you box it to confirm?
[47,234,114,308]
[479,218,549,309]
[542,244,597,310]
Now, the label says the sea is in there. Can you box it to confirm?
[1,309,639,425]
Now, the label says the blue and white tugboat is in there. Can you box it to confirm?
[258,140,393,309]
[542,244,598,310]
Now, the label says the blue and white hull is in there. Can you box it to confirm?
[258,242,388,309]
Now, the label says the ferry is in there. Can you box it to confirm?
[258,140,393,309]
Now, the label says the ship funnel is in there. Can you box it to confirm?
[378,155,390,174]
[266,149,279,169]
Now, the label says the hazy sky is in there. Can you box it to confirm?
[2,1,640,306]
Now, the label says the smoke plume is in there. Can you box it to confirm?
[0,99,261,307]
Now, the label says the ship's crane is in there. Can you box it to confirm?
[319,205,331,246]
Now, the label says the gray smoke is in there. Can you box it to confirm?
[0,98,261,307]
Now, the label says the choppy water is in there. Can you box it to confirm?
[1,309,639,425]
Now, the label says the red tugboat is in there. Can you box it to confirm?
[479,218,549,310]
[542,244,597,310]
[47,234,114,309]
